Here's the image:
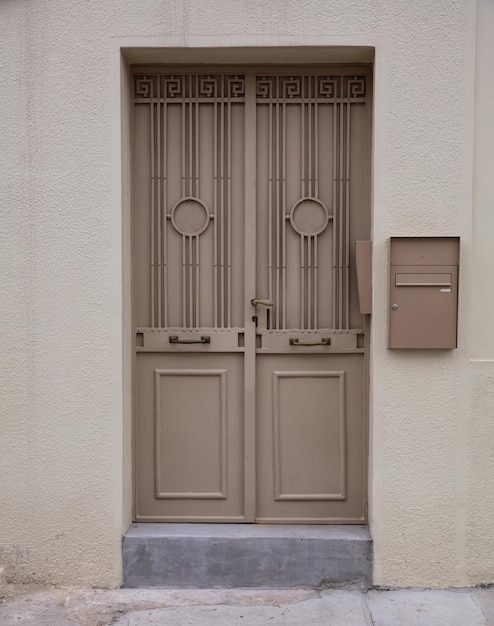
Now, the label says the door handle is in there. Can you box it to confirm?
[289,337,331,346]
[251,298,274,307]
[169,335,211,344]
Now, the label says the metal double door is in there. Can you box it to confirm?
[133,67,370,522]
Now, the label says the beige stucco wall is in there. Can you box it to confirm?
[0,0,492,588]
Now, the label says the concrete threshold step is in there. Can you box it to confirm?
[123,523,372,589]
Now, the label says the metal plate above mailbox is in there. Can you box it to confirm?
[389,237,459,349]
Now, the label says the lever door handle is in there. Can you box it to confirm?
[169,335,211,344]
[289,337,331,346]
[251,298,274,307]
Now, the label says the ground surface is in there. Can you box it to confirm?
[0,586,493,625]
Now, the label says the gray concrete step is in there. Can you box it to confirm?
[122,523,372,588]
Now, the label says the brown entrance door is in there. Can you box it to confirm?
[133,68,370,523]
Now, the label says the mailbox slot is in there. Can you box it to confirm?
[395,273,452,288]
[389,238,459,349]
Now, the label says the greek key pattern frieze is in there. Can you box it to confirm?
[134,74,245,100]
[256,75,366,101]
[346,76,366,98]
[135,75,158,99]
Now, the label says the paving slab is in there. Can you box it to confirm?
[0,588,321,626]
[0,590,74,626]
[113,590,368,626]
[0,586,493,626]
[472,590,494,625]
[366,589,490,626]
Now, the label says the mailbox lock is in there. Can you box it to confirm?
[392,303,399,311]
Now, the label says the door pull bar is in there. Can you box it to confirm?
[289,337,331,346]
[169,335,211,344]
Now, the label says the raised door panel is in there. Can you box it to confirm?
[154,368,227,499]
[256,354,365,523]
[135,353,244,521]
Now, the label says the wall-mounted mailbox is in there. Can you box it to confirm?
[389,237,459,349]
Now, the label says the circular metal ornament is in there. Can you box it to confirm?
[171,197,210,237]
[289,197,330,237]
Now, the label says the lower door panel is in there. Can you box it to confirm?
[135,353,244,521]
[256,353,365,523]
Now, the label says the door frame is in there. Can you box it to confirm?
[128,61,373,524]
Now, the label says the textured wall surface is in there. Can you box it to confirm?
[0,0,491,588]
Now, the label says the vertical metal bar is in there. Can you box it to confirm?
[308,76,312,198]
[300,82,306,330]
[275,93,280,330]
[189,75,193,198]
[314,235,318,329]
[220,76,225,327]
[332,101,337,329]
[308,76,315,329]
[157,100,162,328]
[243,74,257,521]
[339,94,344,331]
[268,93,273,323]
[313,76,319,329]
[181,77,186,197]
[314,77,319,199]
[163,100,168,329]
[188,235,193,327]
[300,235,305,329]
[195,76,201,327]
[182,234,186,327]
[150,100,155,328]
[307,235,312,329]
[345,95,351,330]
[282,96,287,330]
[195,236,200,327]
[195,75,200,199]
[301,85,305,198]
[213,89,218,328]
[227,98,232,328]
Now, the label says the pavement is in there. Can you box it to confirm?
[1,586,494,625]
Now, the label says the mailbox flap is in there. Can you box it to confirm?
[395,273,452,287]
[394,265,453,288]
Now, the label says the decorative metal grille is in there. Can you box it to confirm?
[255,74,367,330]
[135,74,245,329]
[134,72,367,331]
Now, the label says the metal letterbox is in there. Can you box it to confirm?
[389,237,459,349]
